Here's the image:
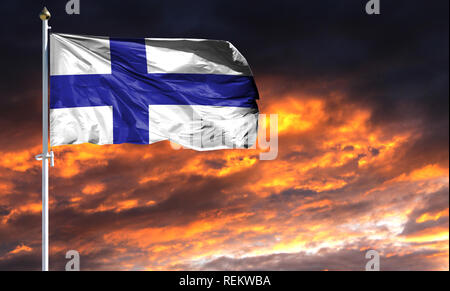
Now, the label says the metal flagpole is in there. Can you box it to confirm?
[37,7,54,272]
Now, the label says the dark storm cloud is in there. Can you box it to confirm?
[1,1,448,137]
[0,252,41,271]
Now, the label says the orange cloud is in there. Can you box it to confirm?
[404,226,449,243]
[82,183,105,195]
[8,244,32,255]
[416,209,449,224]
[0,87,448,271]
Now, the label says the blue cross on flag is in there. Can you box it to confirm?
[50,34,259,151]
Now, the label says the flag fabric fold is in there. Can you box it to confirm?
[50,33,259,150]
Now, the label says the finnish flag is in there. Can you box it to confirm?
[50,34,259,150]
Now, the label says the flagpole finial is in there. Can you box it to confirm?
[39,7,51,21]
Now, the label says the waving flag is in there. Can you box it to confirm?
[50,34,259,150]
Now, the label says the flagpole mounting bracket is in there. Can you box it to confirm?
[35,151,55,167]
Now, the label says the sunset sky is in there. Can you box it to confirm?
[0,0,448,270]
